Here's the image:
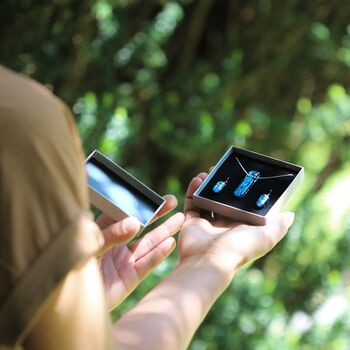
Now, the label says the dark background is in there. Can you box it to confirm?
[198,149,300,216]
[2,0,350,348]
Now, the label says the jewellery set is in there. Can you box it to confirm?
[212,157,294,209]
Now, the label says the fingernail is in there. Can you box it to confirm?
[167,194,178,206]
[167,237,176,250]
[123,217,140,233]
[175,211,185,218]
[283,212,295,228]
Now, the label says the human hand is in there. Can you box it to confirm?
[96,195,185,310]
[179,173,294,276]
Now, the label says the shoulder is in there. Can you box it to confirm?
[0,66,74,152]
[0,66,69,138]
[0,65,62,110]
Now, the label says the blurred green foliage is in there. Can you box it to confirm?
[2,0,350,348]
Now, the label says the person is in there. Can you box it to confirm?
[0,66,294,350]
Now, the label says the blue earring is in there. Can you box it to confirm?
[212,177,230,193]
[256,190,272,208]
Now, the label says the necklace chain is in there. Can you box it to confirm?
[235,157,294,180]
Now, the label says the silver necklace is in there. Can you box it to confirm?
[211,156,294,199]
[235,157,294,180]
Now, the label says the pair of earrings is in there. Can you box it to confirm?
[212,177,272,209]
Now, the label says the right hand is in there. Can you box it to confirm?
[178,173,295,274]
[96,194,185,310]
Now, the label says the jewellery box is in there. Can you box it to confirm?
[193,146,304,225]
[85,150,165,229]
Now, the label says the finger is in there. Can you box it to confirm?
[95,212,115,231]
[260,212,295,249]
[209,165,215,173]
[101,216,141,253]
[185,210,200,220]
[184,177,202,219]
[130,212,185,260]
[184,177,202,214]
[197,172,209,181]
[134,237,176,279]
[149,194,178,225]
[184,172,208,215]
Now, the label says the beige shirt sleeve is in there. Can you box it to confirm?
[0,66,104,347]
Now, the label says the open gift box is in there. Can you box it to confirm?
[85,150,165,230]
[193,146,304,225]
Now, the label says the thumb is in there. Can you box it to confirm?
[101,216,141,252]
[280,211,295,231]
[264,211,295,248]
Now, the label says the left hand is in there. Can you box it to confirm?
[179,173,294,275]
[96,195,185,310]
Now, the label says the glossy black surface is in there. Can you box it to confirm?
[87,158,159,225]
[199,151,299,216]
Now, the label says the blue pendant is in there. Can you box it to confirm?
[233,171,260,198]
[212,177,230,193]
[256,190,272,208]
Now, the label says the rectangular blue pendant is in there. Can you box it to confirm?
[233,170,260,198]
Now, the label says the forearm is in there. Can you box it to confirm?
[113,256,239,350]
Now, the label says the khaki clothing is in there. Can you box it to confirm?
[0,66,104,347]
